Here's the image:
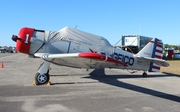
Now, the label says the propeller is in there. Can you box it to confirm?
[12,35,21,42]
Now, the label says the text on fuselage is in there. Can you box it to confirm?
[114,53,134,66]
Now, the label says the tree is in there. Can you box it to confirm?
[164,44,180,50]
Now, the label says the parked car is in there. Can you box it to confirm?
[6,47,13,53]
[12,47,18,53]
[0,48,6,53]
[174,53,180,59]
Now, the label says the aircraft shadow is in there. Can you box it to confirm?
[50,72,172,79]
[84,68,180,103]
[50,70,176,85]
[50,81,98,85]
[51,74,87,77]
[162,72,180,78]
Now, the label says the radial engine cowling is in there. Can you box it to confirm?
[12,27,45,55]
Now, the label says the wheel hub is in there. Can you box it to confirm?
[37,74,47,83]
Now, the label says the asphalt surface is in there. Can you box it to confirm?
[0,53,180,112]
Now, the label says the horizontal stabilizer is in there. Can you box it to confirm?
[136,56,169,67]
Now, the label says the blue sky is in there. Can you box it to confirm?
[0,0,180,46]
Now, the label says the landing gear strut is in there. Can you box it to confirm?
[34,61,50,85]
[142,72,147,77]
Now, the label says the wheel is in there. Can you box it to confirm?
[35,73,50,85]
[142,72,147,77]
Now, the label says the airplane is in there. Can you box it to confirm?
[12,27,169,85]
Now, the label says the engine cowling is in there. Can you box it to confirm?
[12,27,34,54]
[12,27,46,56]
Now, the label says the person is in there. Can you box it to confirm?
[172,54,174,60]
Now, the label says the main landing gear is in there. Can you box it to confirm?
[35,70,50,85]
[33,61,51,85]
[142,72,147,77]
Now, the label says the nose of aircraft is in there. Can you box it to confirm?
[12,27,34,54]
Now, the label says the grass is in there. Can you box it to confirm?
[160,60,180,75]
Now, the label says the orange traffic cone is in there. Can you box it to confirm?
[1,62,4,68]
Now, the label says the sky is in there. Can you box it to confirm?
[0,0,180,46]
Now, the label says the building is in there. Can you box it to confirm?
[118,35,154,53]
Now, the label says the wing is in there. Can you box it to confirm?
[34,52,127,69]
[136,56,169,67]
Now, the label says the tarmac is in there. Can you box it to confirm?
[0,53,180,112]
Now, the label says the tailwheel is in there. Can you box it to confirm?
[142,72,147,77]
[35,72,50,85]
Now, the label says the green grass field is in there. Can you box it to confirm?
[161,60,180,75]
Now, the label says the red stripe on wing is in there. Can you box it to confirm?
[78,52,127,66]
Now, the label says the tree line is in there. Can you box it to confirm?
[164,44,180,50]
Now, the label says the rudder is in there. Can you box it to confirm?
[137,38,163,72]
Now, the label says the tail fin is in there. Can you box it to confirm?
[137,38,163,72]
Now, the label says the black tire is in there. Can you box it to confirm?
[35,72,50,85]
[142,72,147,77]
